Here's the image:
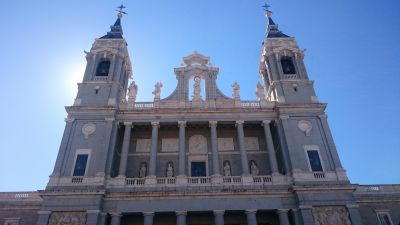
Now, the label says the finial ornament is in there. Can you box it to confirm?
[116,4,127,18]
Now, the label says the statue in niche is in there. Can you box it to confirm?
[139,162,147,178]
[223,161,232,176]
[192,76,202,101]
[250,160,259,176]
[152,82,163,99]
[166,162,174,177]
[128,81,138,103]
[232,82,240,99]
[255,82,266,101]
[312,206,352,225]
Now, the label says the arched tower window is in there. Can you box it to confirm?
[281,57,296,74]
[96,60,111,76]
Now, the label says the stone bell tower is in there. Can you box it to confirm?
[47,11,133,188]
[73,12,132,107]
[259,10,318,104]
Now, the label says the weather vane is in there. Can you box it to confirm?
[116,4,127,15]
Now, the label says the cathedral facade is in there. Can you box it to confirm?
[1,7,399,225]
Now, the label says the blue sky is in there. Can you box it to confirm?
[0,0,399,191]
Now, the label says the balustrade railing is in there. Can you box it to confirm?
[283,74,298,79]
[253,176,272,183]
[71,177,83,183]
[94,77,108,81]
[241,101,260,108]
[126,178,145,186]
[134,102,154,109]
[313,172,326,179]
[157,177,176,185]
[188,177,211,185]
[222,176,242,184]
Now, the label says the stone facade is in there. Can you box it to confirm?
[1,9,400,225]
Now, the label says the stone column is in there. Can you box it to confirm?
[86,210,100,225]
[118,122,132,177]
[292,209,303,225]
[277,209,290,225]
[36,211,51,225]
[178,121,187,176]
[98,212,108,225]
[299,206,315,225]
[213,210,225,225]
[236,120,249,175]
[143,212,155,225]
[262,120,279,175]
[176,211,187,225]
[110,213,122,225]
[148,122,160,177]
[245,210,257,225]
[347,205,363,225]
[210,121,221,175]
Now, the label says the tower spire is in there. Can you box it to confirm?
[100,5,127,39]
[262,3,289,38]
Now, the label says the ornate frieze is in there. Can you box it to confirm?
[48,212,86,225]
[312,206,352,225]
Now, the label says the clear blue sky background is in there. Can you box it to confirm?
[0,0,399,191]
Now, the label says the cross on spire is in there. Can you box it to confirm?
[116,4,127,15]
[262,3,272,13]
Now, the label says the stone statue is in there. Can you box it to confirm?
[166,162,174,177]
[312,207,352,225]
[232,82,240,99]
[128,81,138,103]
[193,77,202,100]
[48,212,86,225]
[250,161,259,176]
[139,163,147,178]
[152,82,163,99]
[255,82,266,101]
[223,161,231,176]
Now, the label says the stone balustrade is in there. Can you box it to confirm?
[123,175,275,188]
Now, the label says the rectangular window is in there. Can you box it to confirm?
[307,150,323,172]
[378,213,393,225]
[73,154,89,176]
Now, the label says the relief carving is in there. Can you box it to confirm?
[48,212,87,225]
[82,123,96,139]
[312,206,352,225]
[161,139,179,152]
[298,120,313,136]
[245,137,259,151]
[218,138,234,151]
[136,139,151,152]
[189,135,207,154]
